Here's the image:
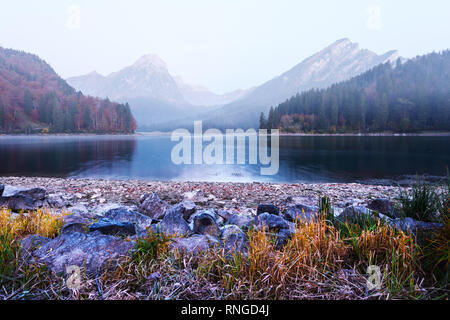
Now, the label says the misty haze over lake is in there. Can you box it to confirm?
[0,135,448,184]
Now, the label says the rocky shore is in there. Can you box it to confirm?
[0,176,402,213]
[0,176,447,300]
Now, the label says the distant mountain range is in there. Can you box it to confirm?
[67,55,253,128]
[173,76,253,107]
[199,38,400,130]
[0,47,136,134]
[67,38,401,131]
[265,50,450,133]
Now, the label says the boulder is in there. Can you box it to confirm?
[257,204,280,216]
[68,204,91,219]
[283,204,319,223]
[336,206,392,224]
[21,235,50,255]
[45,193,71,209]
[254,213,290,231]
[159,205,192,237]
[169,235,219,254]
[193,211,221,238]
[226,214,253,230]
[32,231,134,275]
[88,218,136,237]
[102,205,153,234]
[367,198,402,218]
[390,217,443,235]
[172,200,197,221]
[61,215,89,235]
[0,184,4,197]
[221,225,247,254]
[254,213,295,248]
[217,209,234,221]
[275,228,296,249]
[0,185,46,211]
[139,193,169,220]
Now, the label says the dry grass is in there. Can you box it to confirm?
[0,208,66,299]
[0,208,447,300]
[0,208,66,239]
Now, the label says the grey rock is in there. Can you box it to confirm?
[61,215,89,235]
[283,204,319,223]
[257,204,280,216]
[89,218,136,236]
[226,214,253,230]
[254,213,295,249]
[336,206,392,224]
[32,231,134,275]
[217,209,234,221]
[45,193,70,209]
[193,211,221,237]
[21,235,50,254]
[275,228,295,249]
[221,225,247,254]
[367,198,402,218]
[93,203,123,218]
[390,218,443,235]
[172,200,197,221]
[0,184,4,197]
[68,204,91,218]
[0,185,46,211]
[254,213,290,231]
[159,205,192,236]
[102,206,153,234]
[169,234,219,254]
[139,193,170,220]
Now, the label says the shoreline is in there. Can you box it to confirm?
[0,176,405,212]
[1,131,450,137]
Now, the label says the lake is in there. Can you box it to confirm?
[0,135,449,184]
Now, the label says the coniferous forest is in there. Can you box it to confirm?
[0,47,136,134]
[260,51,450,133]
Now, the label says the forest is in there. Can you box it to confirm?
[0,47,136,134]
[260,51,450,133]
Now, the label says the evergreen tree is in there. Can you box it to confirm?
[23,89,34,115]
[259,112,267,129]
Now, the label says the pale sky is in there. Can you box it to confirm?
[1,0,449,94]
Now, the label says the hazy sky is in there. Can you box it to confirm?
[1,0,449,94]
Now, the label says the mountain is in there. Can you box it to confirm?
[0,47,136,134]
[174,76,252,107]
[67,39,400,131]
[200,38,400,130]
[264,50,450,133]
[67,55,248,128]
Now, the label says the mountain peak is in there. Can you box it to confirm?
[325,38,359,52]
[133,54,167,71]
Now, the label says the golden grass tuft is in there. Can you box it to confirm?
[0,207,66,239]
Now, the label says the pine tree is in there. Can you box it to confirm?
[259,112,267,129]
[23,89,34,115]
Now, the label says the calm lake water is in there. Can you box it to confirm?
[0,135,449,184]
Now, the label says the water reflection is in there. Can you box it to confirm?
[0,135,448,183]
[0,135,137,178]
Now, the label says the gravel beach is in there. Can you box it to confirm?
[0,176,402,214]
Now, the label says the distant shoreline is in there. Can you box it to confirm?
[1,131,450,137]
[276,132,450,137]
[136,131,450,137]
